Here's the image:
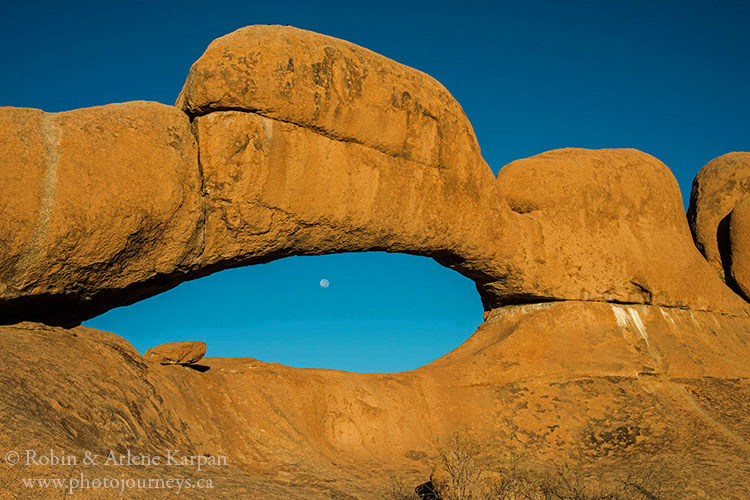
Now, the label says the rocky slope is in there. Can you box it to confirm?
[0,307,748,498]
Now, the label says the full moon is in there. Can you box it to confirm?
[319,279,330,288]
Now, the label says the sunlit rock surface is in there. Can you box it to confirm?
[0,25,748,499]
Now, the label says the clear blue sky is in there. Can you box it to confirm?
[2,1,747,372]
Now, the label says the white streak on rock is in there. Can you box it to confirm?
[611,305,649,346]
[628,308,648,345]
[612,305,630,328]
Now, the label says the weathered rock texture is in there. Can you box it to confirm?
[688,152,750,285]
[191,109,504,290]
[0,102,202,325]
[143,340,206,365]
[494,148,745,311]
[0,26,747,326]
[176,25,485,183]
[729,197,750,300]
[180,24,514,312]
[0,24,749,499]
[0,313,748,498]
[181,25,747,315]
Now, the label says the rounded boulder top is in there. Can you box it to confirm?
[176,24,489,182]
[688,151,750,280]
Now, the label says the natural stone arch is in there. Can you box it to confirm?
[0,97,510,327]
[0,25,746,327]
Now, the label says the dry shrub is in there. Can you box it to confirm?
[381,428,686,500]
[381,473,421,500]
[432,428,488,499]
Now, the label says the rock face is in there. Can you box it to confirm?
[0,26,747,326]
[493,148,745,312]
[729,197,750,300]
[144,341,207,365]
[687,152,750,283]
[0,313,748,498]
[0,102,202,326]
[191,109,505,293]
[177,25,485,183]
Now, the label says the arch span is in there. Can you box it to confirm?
[0,99,511,327]
[0,25,745,327]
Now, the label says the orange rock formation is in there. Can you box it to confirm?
[0,25,748,499]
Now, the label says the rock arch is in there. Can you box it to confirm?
[0,25,745,327]
[1,24,750,499]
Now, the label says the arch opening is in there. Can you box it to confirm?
[82,252,483,373]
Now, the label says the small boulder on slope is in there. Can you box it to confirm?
[144,341,206,365]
